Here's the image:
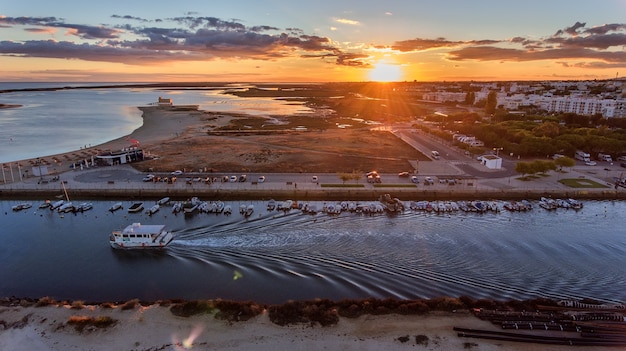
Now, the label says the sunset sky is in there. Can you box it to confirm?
[1,0,625,82]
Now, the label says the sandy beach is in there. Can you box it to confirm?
[3,300,621,351]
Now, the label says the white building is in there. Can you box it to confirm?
[478,155,502,169]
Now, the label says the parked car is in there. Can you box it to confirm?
[448,179,457,185]
[398,171,410,177]
[585,161,597,166]
[171,170,183,176]
[424,177,434,185]
[620,162,626,168]
[257,176,266,183]
[311,176,318,182]
[229,175,237,182]
[142,174,155,182]
[410,176,419,184]
[239,174,247,182]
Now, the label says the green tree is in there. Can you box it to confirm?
[485,91,498,116]
[555,156,575,171]
[515,161,532,178]
[532,160,556,174]
[338,173,352,184]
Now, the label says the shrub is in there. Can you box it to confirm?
[67,315,117,332]
[170,300,215,317]
[35,296,57,307]
[120,299,139,311]
[70,300,85,310]
[213,299,264,322]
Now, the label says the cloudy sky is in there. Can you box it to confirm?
[1,0,625,82]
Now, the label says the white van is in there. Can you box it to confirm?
[431,150,440,159]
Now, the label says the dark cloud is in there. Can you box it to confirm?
[0,16,61,26]
[555,21,586,36]
[546,32,626,50]
[445,21,626,66]
[391,37,462,52]
[0,16,121,39]
[111,14,149,22]
[391,37,500,52]
[448,46,626,63]
[168,16,246,31]
[583,23,626,35]
[557,61,626,69]
[2,15,622,70]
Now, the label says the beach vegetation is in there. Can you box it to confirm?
[67,315,117,332]
[70,300,85,309]
[35,296,57,307]
[213,299,264,322]
[120,298,139,310]
[169,300,216,317]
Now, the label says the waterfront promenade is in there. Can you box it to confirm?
[1,159,624,201]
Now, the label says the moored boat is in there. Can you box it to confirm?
[146,204,160,215]
[108,202,123,212]
[109,223,174,249]
[157,197,170,205]
[12,202,32,211]
[50,200,64,210]
[128,202,144,213]
[267,199,276,211]
[566,198,583,209]
[57,202,75,213]
[75,202,93,212]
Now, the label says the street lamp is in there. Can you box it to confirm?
[493,147,503,157]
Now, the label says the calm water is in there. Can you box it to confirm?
[0,83,313,163]
[1,199,624,304]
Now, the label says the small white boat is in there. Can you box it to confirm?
[57,202,75,213]
[157,197,170,205]
[128,202,144,213]
[567,198,583,209]
[267,199,276,211]
[244,204,254,217]
[172,202,182,214]
[146,204,160,215]
[12,202,32,211]
[108,202,123,212]
[75,202,93,212]
[223,205,232,215]
[50,200,64,210]
[38,201,51,209]
[109,223,174,249]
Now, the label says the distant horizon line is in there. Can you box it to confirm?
[1,77,625,85]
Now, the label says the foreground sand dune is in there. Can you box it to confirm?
[2,303,608,351]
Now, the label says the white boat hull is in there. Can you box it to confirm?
[110,223,174,249]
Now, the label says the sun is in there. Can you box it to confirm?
[368,61,402,82]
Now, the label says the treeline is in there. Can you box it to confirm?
[420,112,626,158]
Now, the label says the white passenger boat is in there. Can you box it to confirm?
[157,197,170,205]
[109,223,174,249]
